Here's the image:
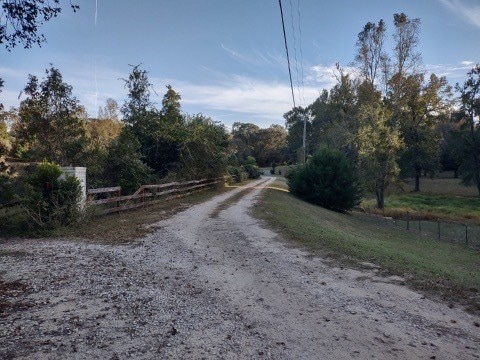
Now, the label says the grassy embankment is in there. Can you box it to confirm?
[256,177,480,310]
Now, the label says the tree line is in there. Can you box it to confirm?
[283,13,480,208]
[0,63,290,205]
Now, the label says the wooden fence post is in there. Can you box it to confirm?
[465,223,468,246]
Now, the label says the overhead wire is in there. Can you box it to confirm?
[288,0,301,107]
[94,0,98,115]
[278,0,296,109]
[297,0,306,106]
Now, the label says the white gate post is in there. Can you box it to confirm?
[60,167,87,208]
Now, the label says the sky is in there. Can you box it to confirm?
[1,0,479,129]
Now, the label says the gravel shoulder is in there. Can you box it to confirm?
[1,177,479,359]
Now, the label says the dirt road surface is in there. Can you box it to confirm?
[1,177,479,359]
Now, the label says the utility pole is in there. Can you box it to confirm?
[302,112,307,164]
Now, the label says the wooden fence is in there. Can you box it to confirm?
[87,178,222,214]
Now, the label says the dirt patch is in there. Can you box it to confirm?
[1,177,479,359]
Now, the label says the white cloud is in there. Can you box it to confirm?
[2,60,341,127]
[426,61,475,79]
[439,0,480,28]
[155,75,321,125]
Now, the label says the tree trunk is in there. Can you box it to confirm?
[375,182,385,209]
[469,114,480,196]
[454,169,458,179]
[414,172,420,192]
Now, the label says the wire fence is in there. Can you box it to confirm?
[364,210,480,251]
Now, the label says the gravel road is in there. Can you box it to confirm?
[1,177,479,359]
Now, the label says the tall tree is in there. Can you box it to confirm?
[98,98,120,121]
[0,117,11,156]
[355,20,388,89]
[255,125,288,166]
[162,85,182,124]
[121,65,155,130]
[392,73,452,191]
[231,122,260,163]
[104,128,152,194]
[392,13,421,77]
[181,114,229,179]
[15,65,87,165]
[357,104,403,209]
[284,106,311,163]
[455,64,480,194]
[84,99,123,187]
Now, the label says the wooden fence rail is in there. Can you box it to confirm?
[87,178,222,214]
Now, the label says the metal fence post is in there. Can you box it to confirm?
[437,220,440,240]
[407,211,410,230]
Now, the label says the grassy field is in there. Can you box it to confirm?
[362,175,480,224]
[254,178,480,311]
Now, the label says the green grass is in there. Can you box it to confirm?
[255,181,480,311]
[363,193,480,224]
[361,175,480,224]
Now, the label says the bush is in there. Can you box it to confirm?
[286,148,362,212]
[243,163,261,179]
[21,160,82,229]
[244,156,257,166]
[227,166,248,183]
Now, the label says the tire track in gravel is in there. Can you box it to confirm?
[154,176,480,360]
[1,177,479,359]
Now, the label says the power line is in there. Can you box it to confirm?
[278,0,296,109]
[288,0,301,106]
[297,0,306,106]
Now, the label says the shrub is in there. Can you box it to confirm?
[244,156,257,166]
[21,160,82,229]
[286,148,362,212]
[243,163,261,179]
[227,166,248,183]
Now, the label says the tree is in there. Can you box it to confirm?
[15,65,88,165]
[392,13,421,77]
[355,20,388,89]
[1,0,79,50]
[312,69,359,156]
[162,85,182,124]
[0,1,79,109]
[121,64,155,129]
[284,106,311,163]
[84,100,124,188]
[357,105,403,208]
[392,73,452,191]
[255,124,287,166]
[104,128,152,194]
[180,114,229,179]
[0,116,11,156]
[231,122,260,163]
[455,64,480,194]
[98,98,120,121]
